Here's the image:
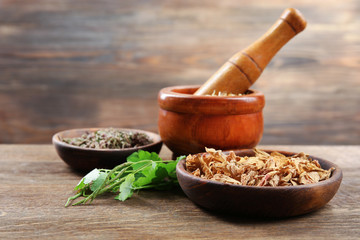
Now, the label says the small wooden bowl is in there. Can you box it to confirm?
[52,128,162,172]
[176,149,342,218]
[158,85,265,157]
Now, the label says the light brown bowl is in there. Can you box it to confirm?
[158,85,265,156]
[176,149,342,218]
[52,128,162,172]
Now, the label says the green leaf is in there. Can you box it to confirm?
[160,156,184,180]
[127,150,160,170]
[138,150,152,161]
[127,150,161,163]
[134,172,146,179]
[126,150,146,162]
[154,164,169,181]
[74,178,85,191]
[169,155,185,179]
[83,169,101,184]
[126,152,140,162]
[132,162,157,187]
[165,160,177,169]
[74,169,100,191]
[155,164,178,190]
[90,172,107,192]
[164,162,177,176]
[116,174,135,201]
[131,161,151,171]
[150,152,162,162]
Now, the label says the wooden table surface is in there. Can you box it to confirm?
[0,145,359,239]
[0,0,359,145]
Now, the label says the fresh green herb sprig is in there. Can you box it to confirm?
[65,150,185,207]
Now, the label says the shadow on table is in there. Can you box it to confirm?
[196,204,321,223]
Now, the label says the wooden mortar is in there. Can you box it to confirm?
[194,8,307,95]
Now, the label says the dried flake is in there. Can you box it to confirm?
[207,91,243,96]
[185,148,334,187]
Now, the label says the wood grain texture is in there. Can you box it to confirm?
[0,0,359,144]
[0,145,359,239]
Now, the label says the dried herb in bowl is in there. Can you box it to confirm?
[61,128,153,149]
[186,148,334,187]
[206,90,251,96]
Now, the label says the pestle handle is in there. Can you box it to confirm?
[194,8,307,95]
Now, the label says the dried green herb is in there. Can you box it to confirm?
[65,150,185,207]
[61,128,153,149]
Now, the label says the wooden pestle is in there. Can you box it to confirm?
[194,8,307,95]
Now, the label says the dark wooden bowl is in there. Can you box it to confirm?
[176,149,342,218]
[52,128,162,172]
[158,85,265,157]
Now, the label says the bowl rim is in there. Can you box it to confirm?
[159,85,263,99]
[52,127,162,152]
[176,149,343,191]
[158,85,265,115]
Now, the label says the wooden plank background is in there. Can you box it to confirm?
[0,0,359,144]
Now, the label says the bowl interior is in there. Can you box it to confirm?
[53,128,162,151]
[170,86,254,96]
[178,149,341,188]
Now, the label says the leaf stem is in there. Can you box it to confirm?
[65,192,82,207]
[70,161,153,206]
[90,163,132,200]
[98,177,126,194]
